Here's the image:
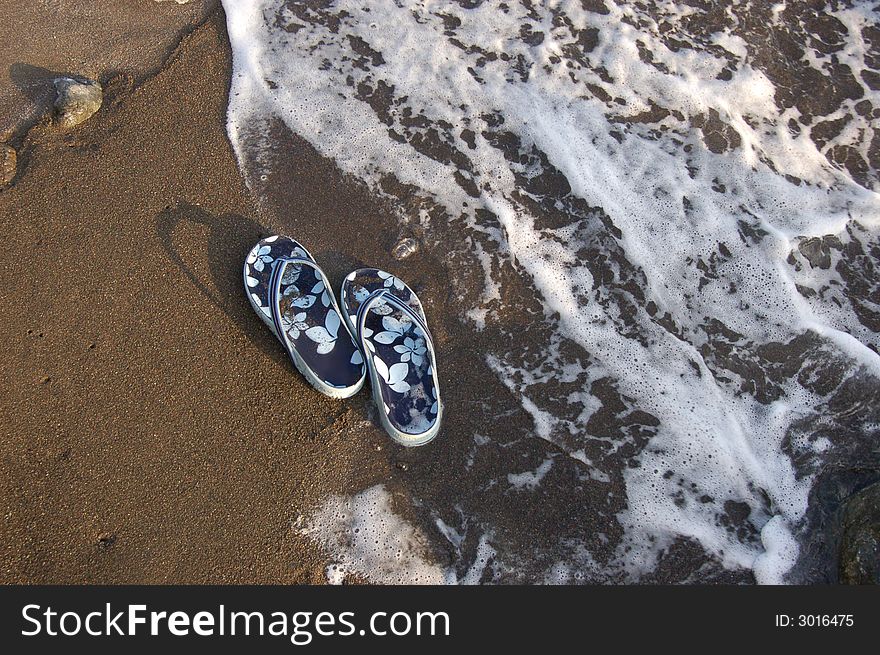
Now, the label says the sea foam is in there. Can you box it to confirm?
[224,0,880,583]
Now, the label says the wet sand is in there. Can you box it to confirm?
[0,8,350,583]
[0,0,211,143]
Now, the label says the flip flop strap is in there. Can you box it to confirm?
[268,256,348,351]
[355,288,435,355]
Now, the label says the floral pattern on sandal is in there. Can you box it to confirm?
[342,269,442,446]
[243,235,365,397]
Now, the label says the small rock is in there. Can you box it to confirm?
[839,482,880,584]
[39,375,51,385]
[53,78,102,130]
[1,144,15,187]
[97,532,116,548]
[391,237,419,260]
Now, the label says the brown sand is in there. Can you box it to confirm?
[0,8,379,584]
[0,0,212,142]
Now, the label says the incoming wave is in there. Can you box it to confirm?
[222,0,880,583]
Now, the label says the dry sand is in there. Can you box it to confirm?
[0,7,379,584]
[0,0,212,142]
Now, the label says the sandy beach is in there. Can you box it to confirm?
[0,5,345,583]
[2,1,878,585]
[0,2,560,584]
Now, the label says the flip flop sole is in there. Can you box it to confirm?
[340,268,426,337]
[243,235,314,338]
[244,236,365,399]
[343,270,441,446]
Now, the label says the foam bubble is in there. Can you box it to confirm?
[753,515,800,585]
[300,485,499,585]
[507,457,554,490]
[298,485,447,585]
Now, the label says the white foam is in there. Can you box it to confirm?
[507,457,554,490]
[299,485,498,585]
[297,485,446,585]
[753,515,800,585]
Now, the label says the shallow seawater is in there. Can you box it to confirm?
[222,0,880,583]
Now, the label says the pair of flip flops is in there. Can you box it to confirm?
[243,235,442,446]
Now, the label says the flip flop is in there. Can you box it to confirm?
[243,236,365,398]
[341,269,442,446]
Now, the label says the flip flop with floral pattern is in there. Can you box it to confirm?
[341,269,442,446]
[243,236,365,398]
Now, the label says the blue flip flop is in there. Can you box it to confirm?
[243,236,365,398]
[341,269,442,446]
